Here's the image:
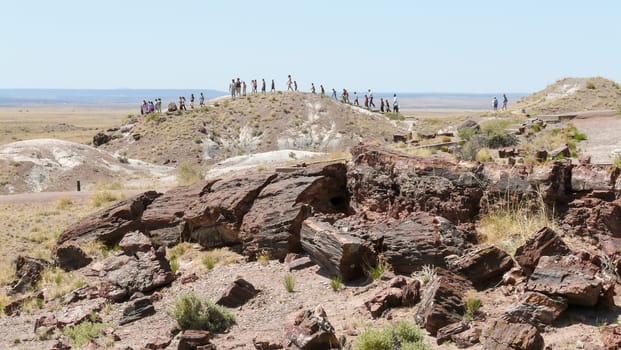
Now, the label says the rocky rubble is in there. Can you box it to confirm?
[4,143,621,348]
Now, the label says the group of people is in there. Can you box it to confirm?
[492,94,509,112]
[140,98,162,115]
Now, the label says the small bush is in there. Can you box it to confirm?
[586,81,596,90]
[257,250,270,266]
[413,265,436,285]
[91,191,122,207]
[355,320,430,350]
[283,273,295,292]
[613,154,621,169]
[177,161,204,186]
[203,255,215,270]
[169,258,180,273]
[367,262,385,281]
[475,148,493,162]
[56,197,74,210]
[463,290,481,322]
[330,275,342,291]
[441,136,451,143]
[63,321,109,347]
[168,293,235,332]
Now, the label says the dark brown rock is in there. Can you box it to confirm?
[181,272,199,284]
[526,254,603,306]
[54,243,93,271]
[93,132,111,146]
[118,230,153,254]
[144,335,173,349]
[56,191,160,247]
[51,340,72,350]
[370,214,470,275]
[8,256,50,295]
[300,217,375,281]
[527,160,572,203]
[216,278,259,308]
[448,245,514,288]
[364,276,420,318]
[452,321,483,348]
[60,285,99,305]
[501,292,568,330]
[348,144,484,223]
[167,102,177,112]
[100,246,175,299]
[287,256,315,271]
[514,227,571,276]
[178,330,212,350]
[562,197,621,254]
[34,312,58,332]
[437,322,470,346]
[119,297,155,325]
[284,305,339,350]
[3,292,43,316]
[241,163,350,260]
[482,319,544,350]
[414,268,473,336]
[141,180,215,247]
[183,174,276,248]
[601,324,621,350]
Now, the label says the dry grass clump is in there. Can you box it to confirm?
[39,266,85,300]
[478,192,558,255]
[90,191,125,207]
[177,161,205,186]
[202,247,243,271]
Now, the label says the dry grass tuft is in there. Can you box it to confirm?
[478,192,558,255]
[90,191,124,207]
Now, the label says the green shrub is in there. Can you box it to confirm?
[457,127,476,142]
[463,291,481,322]
[612,154,621,169]
[355,320,430,350]
[168,293,235,332]
[330,275,342,291]
[368,262,385,281]
[586,81,596,90]
[203,255,215,270]
[476,148,493,162]
[91,191,122,207]
[63,321,109,347]
[169,258,179,273]
[283,273,295,292]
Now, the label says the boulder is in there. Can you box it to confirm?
[514,227,571,276]
[527,161,572,203]
[183,174,277,248]
[54,243,92,271]
[284,306,339,350]
[451,322,483,348]
[60,285,99,305]
[241,163,350,260]
[119,297,156,325]
[56,190,161,247]
[601,324,621,350]
[167,102,177,112]
[100,246,175,300]
[501,292,568,330]
[526,254,604,306]
[216,278,260,308]
[448,245,514,288]
[414,268,473,336]
[364,276,421,318]
[572,165,613,192]
[436,322,470,346]
[300,217,374,281]
[369,214,470,275]
[56,298,105,327]
[348,144,484,223]
[562,197,621,254]
[92,132,111,147]
[140,180,214,247]
[482,319,544,350]
[8,256,50,295]
[118,230,153,254]
[178,330,212,350]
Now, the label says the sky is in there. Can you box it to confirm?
[1,0,619,93]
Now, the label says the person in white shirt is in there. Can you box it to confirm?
[393,94,399,114]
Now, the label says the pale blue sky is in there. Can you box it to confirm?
[1,0,619,93]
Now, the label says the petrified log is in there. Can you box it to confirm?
[448,245,514,288]
[300,217,374,281]
[514,227,570,276]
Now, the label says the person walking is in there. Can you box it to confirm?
[294,81,298,91]
[502,94,508,111]
[492,96,498,112]
[393,94,399,114]
[242,81,247,96]
[199,93,205,107]
[320,85,325,96]
[311,83,316,94]
[380,98,385,112]
[353,92,359,106]
[190,93,195,109]
[261,79,266,93]
[270,79,276,92]
[368,89,375,108]
[156,98,162,113]
[287,75,293,91]
[230,79,236,98]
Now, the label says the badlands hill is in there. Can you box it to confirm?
[514,77,621,115]
[99,92,404,167]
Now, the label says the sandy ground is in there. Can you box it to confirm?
[571,111,621,164]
